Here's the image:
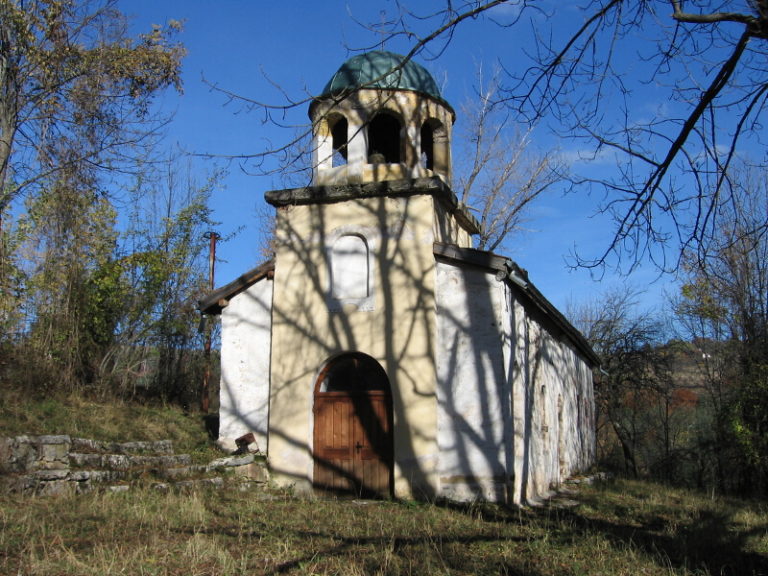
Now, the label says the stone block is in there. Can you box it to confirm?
[69,453,102,468]
[208,454,254,469]
[69,470,91,481]
[109,440,174,455]
[71,438,104,452]
[39,442,70,469]
[37,435,71,445]
[103,454,132,469]
[87,470,125,482]
[37,479,73,497]
[1,434,207,496]
[216,437,238,453]
[34,469,69,481]
[1,437,38,472]
[233,462,269,482]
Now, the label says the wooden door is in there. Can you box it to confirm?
[313,354,392,497]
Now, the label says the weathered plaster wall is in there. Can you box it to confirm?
[511,300,596,504]
[219,278,273,452]
[435,261,595,504]
[267,194,440,498]
[433,200,474,248]
[435,263,514,502]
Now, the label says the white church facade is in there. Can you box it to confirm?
[199,51,598,504]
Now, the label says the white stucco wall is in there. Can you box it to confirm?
[218,277,273,453]
[435,262,514,501]
[435,260,595,504]
[511,303,596,503]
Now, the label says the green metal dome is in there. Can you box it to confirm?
[320,51,443,101]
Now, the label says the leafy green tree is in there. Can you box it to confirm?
[102,158,220,403]
[0,0,200,398]
[20,167,122,388]
[16,152,220,401]
[675,167,768,495]
[0,0,184,334]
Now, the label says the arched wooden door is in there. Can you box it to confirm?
[313,353,393,497]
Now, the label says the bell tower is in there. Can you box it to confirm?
[264,51,479,498]
[309,51,455,186]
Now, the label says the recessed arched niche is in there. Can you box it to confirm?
[328,233,374,310]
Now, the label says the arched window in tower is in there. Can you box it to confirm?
[367,112,402,164]
[420,121,435,170]
[330,234,371,306]
[420,118,448,176]
[329,115,348,166]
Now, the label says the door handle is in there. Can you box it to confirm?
[355,442,362,453]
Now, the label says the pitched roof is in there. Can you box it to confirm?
[197,259,275,315]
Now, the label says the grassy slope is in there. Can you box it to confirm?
[1,391,767,575]
[0,387,218,461]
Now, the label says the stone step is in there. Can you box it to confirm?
[152,477,225,492]
[155,464,211,480]
[5,468,128,495]
[207,454,256,469]
[71,438,174,456]
[8,466,231,495]
[68,452,192,471]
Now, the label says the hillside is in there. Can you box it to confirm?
[0,387,219,463]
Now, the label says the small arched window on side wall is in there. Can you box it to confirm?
[367,111,402,164]
[329,115,348,166]
[420,118,448,177]
[329,234,374,310]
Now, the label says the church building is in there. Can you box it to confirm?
[199,51,598,504]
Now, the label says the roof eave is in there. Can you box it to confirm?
[433,242,600,367]
[265,177,479,236]
[198,259,275,315]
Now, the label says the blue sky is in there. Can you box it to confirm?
[120,1,676,314]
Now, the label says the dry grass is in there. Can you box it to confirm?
[1,478,767,575]
[1,389,766,575]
